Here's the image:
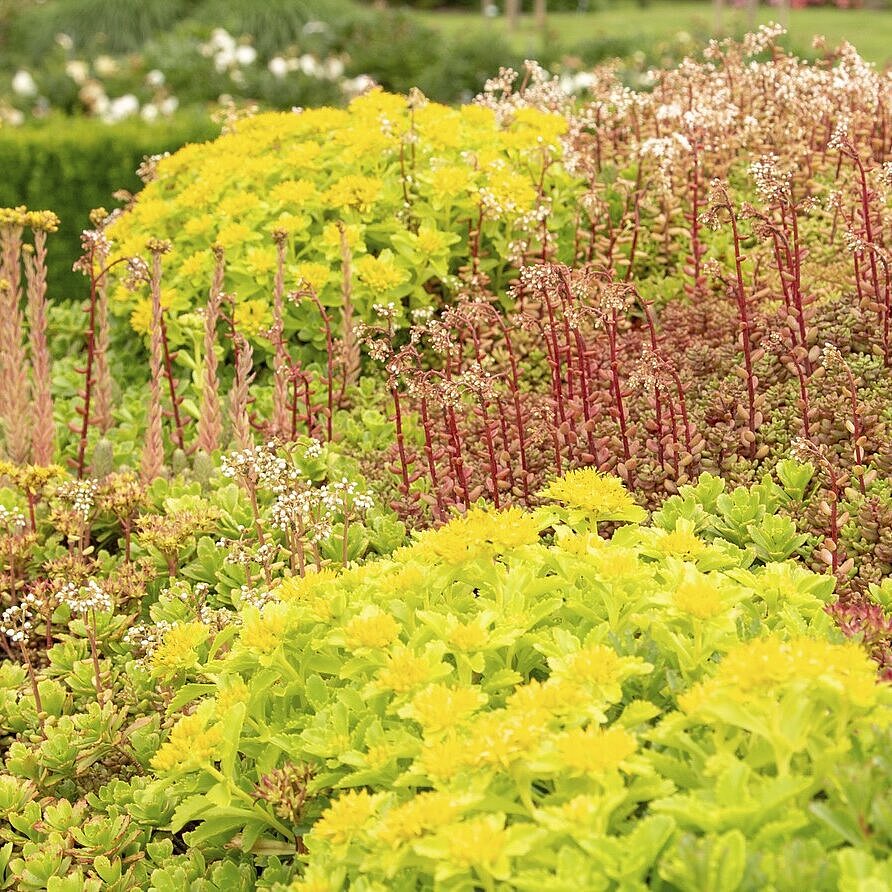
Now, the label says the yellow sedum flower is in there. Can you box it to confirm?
[413,506,539,564]
[129,287,178,336]
[400,683,487,733]
[659,526,707,558]
[415,226,458,256]
[672,567,731,620]
[354,252,409,293]
[245,246,278,278]
[344,606,401,650]
[548,644,650,704]
[446,615,490,652]
[105,91,574,351]
[506,677,590,719]
[554,725,637,776]
[270,179,318,207]
[541,469,646,523]
[413,732,473,783]
[469,710,545,769]
[323,175,383,211]
[239,602,296,655]
[233,298,272,337]
[374,792,464,849]
[150,622,208,678]
[213,679,250,717]
[680,636,880,714]
[295,261,333,293]
[276,568,338,601]
[313,789,385,846]
[442,814,511,872]
[287,865,342,892]
[216,220,256,249]
[373,646,444,694]
[427,165,475,200]
[151,706,222,773]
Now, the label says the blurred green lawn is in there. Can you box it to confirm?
[418,2,892,65]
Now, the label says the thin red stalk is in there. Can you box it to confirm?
[307,292,334,442]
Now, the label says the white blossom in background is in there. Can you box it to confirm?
[299,54,322,78]
[65,60,89,84]
[146,69,166,88]
[324,57,345,80]
[234,45,257,67]
[342,75,376,97]
[1,108,25,126]
[94,55,118,76]
[268,56,289,78]
[78,80,108,115]
[103,94,140,123]
[12,70,37,98]
[202,28,236,57]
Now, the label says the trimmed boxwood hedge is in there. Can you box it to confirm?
[0,114,217,300]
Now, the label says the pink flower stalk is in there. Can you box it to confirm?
[93,242,114,435]
[197,247,225,454]
[229,332,254,450]
[23,220,58,464]
[0,208,31,463]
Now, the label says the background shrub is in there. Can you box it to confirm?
[0,114,216,298]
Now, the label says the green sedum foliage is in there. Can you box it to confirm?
[128,474,892,890]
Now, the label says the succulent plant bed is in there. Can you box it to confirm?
[3,27,892,890]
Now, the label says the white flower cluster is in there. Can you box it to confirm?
[304,439,324,460]
[60,579,113,616]
[220,538,278,567]
[319,478,375,515]
[0,506,26,533]
[221,442,291,488]
[268,52,345,82]
[55,479,99,521]
[750,153,792,203]
[123,619,177,657]
[201,28,259,73]
[0,603,33,644]
[236,584,276,610]
[270,489,331,541]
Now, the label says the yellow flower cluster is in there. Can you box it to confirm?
[151,706,222,773]
[410,506,540,564]
[149,500,892,889]
[150,622,209,679]
[105,91,578,347]
[0,206,60,232]
[680,635,880,714]
[541,469,647,523]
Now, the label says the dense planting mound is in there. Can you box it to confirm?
[4,469,892,889]
[156,488,891,890]
[106,88,575,356]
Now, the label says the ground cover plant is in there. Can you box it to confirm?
[5,24,892,890]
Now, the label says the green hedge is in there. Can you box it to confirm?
[0,114,217,300]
